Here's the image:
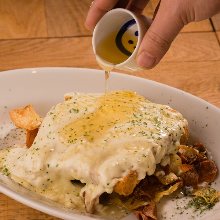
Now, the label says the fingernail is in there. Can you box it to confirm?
[137,51,156,68]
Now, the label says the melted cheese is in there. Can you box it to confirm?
[1,91,188,215]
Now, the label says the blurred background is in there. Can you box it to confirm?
[0,0,219,219]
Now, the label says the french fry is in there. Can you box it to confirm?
[9,105,42,147]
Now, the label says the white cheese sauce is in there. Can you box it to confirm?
[0,91,188,216]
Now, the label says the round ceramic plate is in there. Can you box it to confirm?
[0,67,220,220]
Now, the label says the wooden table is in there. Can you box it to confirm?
[0,0,219,219]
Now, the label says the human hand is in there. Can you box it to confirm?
[85,0,220,69]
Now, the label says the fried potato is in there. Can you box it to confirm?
[135,202,157,220]
[154,181,182,202]
[156,172,179,185]
[196,160,218,183]
[178,145,199,164]
[180,126,189,144]
[169,154,182,175]
[114,125,189,197]
[114,171,139,196]
[10,105,42,130]
[179,164,199,187]
[10,105,42,148]
[26,128,39,147]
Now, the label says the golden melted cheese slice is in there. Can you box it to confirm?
[2,91,188,212]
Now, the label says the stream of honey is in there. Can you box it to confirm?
[104,70,110,93]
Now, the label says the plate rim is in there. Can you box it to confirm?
[1,67,219,112]
[0,67,220,220]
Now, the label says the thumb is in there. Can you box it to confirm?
[137,1,184,68]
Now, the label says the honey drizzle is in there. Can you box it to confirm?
[60,91,144,144]
[104,70,110,93]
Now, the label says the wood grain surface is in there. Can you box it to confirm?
[217,31,220,41]
[164,32,220,62]
[45,0,91,37]
[212,13,220,31]
[0,193,59,220]
[0,32,219,70]
[0,0,47,39]
[135,61,220,107]
[0,0,219,219]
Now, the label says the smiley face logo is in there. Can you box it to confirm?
[115,19,138,57]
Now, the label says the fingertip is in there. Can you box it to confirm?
[84,21,94,31]
[85,0,119,32]
[136,51,157,69]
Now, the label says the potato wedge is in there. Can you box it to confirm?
[10,105,42,130]
[114,171,139,196]
[10,105,42,148]
[26,128,39,147]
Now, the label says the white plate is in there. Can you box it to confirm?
[0,67,220,220]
